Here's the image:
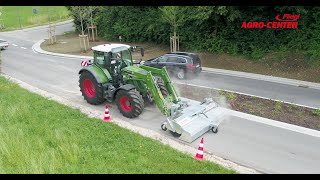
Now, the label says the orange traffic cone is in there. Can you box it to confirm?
[103,104,111,122]
[194,138,204,160]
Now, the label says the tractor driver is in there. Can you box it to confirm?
[107,52,123,87]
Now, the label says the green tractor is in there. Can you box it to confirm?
[79,43,179,118]
[79,43,225,142]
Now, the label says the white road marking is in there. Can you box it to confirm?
[12,44,18,46]
[21,47,27,49]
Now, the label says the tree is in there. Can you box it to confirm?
[88,6,99,41]
[160,6,186,52]
[69,6,91,52]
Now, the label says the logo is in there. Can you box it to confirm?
[275,14,300,21]
[241,14,300,29]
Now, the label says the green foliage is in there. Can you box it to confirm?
[68,6,320,66]
[219,91,237,101]
[274,101,283,112]
[312,109,320,116]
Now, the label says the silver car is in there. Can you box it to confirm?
[0,39,9,50]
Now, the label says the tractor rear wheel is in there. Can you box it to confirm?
[79,71,105,105]
[116,89,144,118]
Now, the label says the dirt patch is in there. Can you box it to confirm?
[41,32,170,60]
[230,94,320,130]
[175,83,320,131]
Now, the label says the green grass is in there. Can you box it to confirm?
[274,101,283,113]
[313,109,320,117]
[0,6,70,31]
[0,76,236,174]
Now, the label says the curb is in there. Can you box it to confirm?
[226,109,320,138]
[32,39,92,60]
[33,39,320,91]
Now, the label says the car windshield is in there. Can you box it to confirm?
[0,40,6,43]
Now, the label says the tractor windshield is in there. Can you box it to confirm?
[112,49,133,66]
[120,49,132,62]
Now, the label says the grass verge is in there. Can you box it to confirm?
[0,76,235,174]
[0,6,70,31]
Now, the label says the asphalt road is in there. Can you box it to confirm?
[183,72,320,108]
[1,21,320,174]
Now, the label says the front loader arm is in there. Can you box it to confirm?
[122,66,179,117]
[139,65,180,103]
[143,72,172,116]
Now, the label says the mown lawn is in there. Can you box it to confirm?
[0,6,70,31]
[0,76,236,174]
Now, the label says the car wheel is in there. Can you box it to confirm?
[176,69,185,80]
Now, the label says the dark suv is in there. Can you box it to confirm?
[143,52,202,79]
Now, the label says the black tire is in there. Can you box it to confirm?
[79,71,105,105]
[176,68,186,80]
[170,130,182,138]
[156,78,168,98]
[212,127,218,133]
[161,124,167,131]
[116,89,144,118]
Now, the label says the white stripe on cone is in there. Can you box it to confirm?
[199,143,204,148]
[104,114,110,117]
[197,150,203,155]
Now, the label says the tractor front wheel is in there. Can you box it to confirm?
[116,89,144,118]
[157,78,168,98]
[79,71,105,105]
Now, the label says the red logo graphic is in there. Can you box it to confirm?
[241,14,300,29]
[275,14,300,21]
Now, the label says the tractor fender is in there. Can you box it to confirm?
[117,84,136,92]
[79,65,111,84]
[112,84,136,100]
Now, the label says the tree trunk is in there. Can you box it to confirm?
[90,7,95,41]
[214,14,218,37]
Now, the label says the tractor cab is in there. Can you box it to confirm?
[91,44,144,87]
[92,44,144,71]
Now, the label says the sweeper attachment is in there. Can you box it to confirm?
[160,97,228,143]
[78,43,227,143]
